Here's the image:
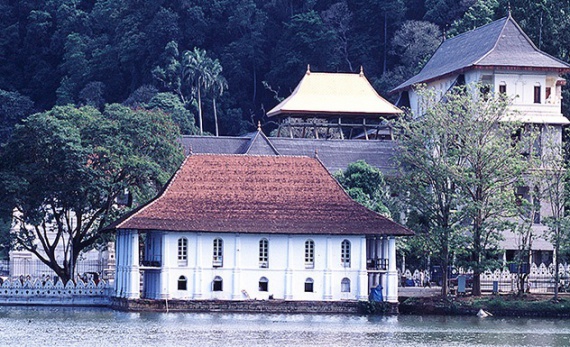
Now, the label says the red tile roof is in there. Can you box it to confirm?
[114,154,412,236]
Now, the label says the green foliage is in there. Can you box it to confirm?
[0,90,34,146]
[147,92,199,135]
[394,84,532,295]
[0,104,184,282]
[335,160,392,218]
[1,0,569,131]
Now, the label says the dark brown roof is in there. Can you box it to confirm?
[392,15,570,93]
[114,154,412,236]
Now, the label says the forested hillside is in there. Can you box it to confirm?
[1,0,569,137]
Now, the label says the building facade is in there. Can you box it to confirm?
[392,14,570,265]
[110,154,412,302]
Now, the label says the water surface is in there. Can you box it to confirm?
[0,307,568,346]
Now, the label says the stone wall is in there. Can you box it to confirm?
[112,297,399,314]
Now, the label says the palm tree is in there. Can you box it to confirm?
[183,47,213,135]
[208,59,228,137]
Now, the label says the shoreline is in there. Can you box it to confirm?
[399,295,570,318]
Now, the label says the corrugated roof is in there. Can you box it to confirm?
[267,69,402,117]
[392,15,570,93]
[113,154,412,236]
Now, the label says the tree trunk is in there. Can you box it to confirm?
[213,98,219,137]
[198,83,203,135]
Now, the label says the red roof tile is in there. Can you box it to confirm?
[115,154,412,236]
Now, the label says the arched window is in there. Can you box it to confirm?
[259,277,268,292]
[213,276,223,291]
[178,276,187,290]
[341,278,351,293]
[213,238,223,267]
[304,278,314,292]
[178,238,188,266]
[259,238,269,268]
[341,240,351,267]
[305,240,314,268]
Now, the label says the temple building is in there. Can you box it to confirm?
[392,14,570,266]
[267,66,402,140]
[110,154,412,302]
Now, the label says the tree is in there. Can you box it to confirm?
[0,104,184,283]
[183,47,217,135]
[0,89,34,147]
[208,61,228,137]
[335,160,393,218]
[541,126,570,301]
[446,85,530,295]
[394,85,532,296]
[392,87,467,296]
[146,92,199,135]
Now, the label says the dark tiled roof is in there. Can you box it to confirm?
[115,154,412,236]
[180,135,396,174]
[179,136,250,155]
[392,15,570,93]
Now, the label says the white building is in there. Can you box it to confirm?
[109,153,412,302]
[392,14,570,266]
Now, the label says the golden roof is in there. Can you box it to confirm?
[267,67,402,118]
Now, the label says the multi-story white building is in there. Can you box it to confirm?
[392,14,570,266]
[109,153,412,302]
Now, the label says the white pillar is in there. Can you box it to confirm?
[381,236,389,300]
[357,236,368,300]
[159,232,169,299]
[323,236,332,300]
[284,235,293,300]
[125,229,140,299]
[232,233,242,299]
[193,233,203,299]
[386,236,398,303]
[114,231,123,297]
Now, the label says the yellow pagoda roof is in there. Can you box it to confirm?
[267,67,402,118]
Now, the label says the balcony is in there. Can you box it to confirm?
[140,255,161,269]
[367,258,388,271]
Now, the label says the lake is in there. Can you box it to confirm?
[0,306,568,346]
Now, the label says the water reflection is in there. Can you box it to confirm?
[0,306,568,346]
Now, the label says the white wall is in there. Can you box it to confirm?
[140,232,370,301]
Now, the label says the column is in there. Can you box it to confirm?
[323,236,332,300]
[159,232,169,299]
[125,229,140,299]
[193,233,203,299]
[232,233,242,299]
[386,236,398,303]
[284,236,293,300]
[357,236,368,300]
[381,236,389,300]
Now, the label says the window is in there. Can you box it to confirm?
[305,240,315,268]
[259,277,268,292]
[259,238,269,268]
[213,276,223,291]
[534,84,541,103]
[177,276,187,290]
[341,278,351,293]
[499,82,506,95]
[341,240,351,267]
[177,238,188,265]
[546,87,552,101]
[213,238,223,267]
[304,278,314,292]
